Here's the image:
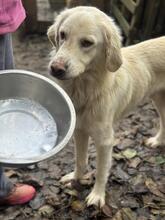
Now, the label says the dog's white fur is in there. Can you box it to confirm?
[47,6,165,207]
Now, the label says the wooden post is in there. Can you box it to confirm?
[22,0,38,33]
[152,0,165,37]
[143,0,160,39]
[126,0,144,45]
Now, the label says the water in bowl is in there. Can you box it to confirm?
[0,98,58,159]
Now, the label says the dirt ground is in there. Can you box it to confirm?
[0,34,165,220]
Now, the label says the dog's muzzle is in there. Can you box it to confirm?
[50,61,67,79]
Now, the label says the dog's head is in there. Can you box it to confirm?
[47,6,123,80]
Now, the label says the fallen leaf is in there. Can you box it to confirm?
[5,170,20,178]
[23,175,43,189]
[127,168,137,175]
[44,193,60,207]
[158,201,165,209]
[137,217,148,220]
[49,185,60,194]
[157,180,165,194]
[113,166,130,182]
[142,195,159,209]
[128,157,141,168]
[0,208,21,220]
[38,205,54,217]
[137,216,148,220]
[145,178,165,199]
[120,196,139,208]
[130,174,148,193]
[122,208,137,220]
[151,208,165,216]
[113,152,125,160]
[64,188,78,197]
[155,156,165,165]
[122,149,137,159]
[106,189,122,209]
[71,200,85,212]
[101,204,113,217]
[112,210,122,220]
[144,156,156,164]
[150,215,158,220]
[117,138,135,150]
[152,195,165,203]
[83,170,94,180]
[29,193,45,210]
[112,208,137,220]
[133,183,148,194]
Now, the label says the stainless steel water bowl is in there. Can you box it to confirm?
[0,70,76,167]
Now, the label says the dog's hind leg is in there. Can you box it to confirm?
[60,129,89,183]
[146,91,165,148]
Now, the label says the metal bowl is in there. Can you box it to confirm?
[0,70,76,167]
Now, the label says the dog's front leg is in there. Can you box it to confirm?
[61,129,89,183]
[86,129,114,207]
[74,129,89,179]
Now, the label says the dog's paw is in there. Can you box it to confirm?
[145,136,164,148]
[60,172,75,184]
[60,171,94,185]
[86,189,105,207]
[80,171,94,185]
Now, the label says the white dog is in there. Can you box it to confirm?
[47,6,165,207]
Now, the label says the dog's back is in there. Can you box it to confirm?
[122,37,165,94]
[123,37,165,73]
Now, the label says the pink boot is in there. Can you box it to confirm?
[0,184,36,205]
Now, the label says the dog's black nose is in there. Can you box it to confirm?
[50,65,66,79]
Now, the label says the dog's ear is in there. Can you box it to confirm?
[47,9,72,48]
[47,24,56,46]
[47,16,62,48]
[102,18,123,72]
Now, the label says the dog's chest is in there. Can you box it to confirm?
[63,79,94,112]
[61,77,112,132]
[64,83,103,126]
[70,93,108,133]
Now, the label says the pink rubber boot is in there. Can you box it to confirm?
[0,183,36,205]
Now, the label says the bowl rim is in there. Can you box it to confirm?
[0,69,76,166]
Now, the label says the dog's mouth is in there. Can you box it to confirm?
[49,63,87,80]
[49,68,70,80]
[50,69,63,79]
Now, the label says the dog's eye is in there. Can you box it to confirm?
[80,39,94,48]
[60,31,66,40]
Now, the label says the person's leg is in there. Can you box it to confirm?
[0,34,6,70]
[4,33,14,69]
[0,167,13,198]
[0,34,14,198]
[0,34,36,204]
